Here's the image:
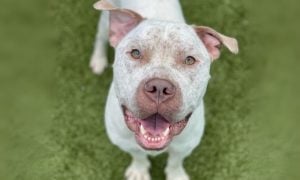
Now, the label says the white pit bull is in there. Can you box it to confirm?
[91,0,239,179]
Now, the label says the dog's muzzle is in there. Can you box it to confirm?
[121,78,191,150]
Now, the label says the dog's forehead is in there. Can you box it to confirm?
[130,20,200,47]
[149,21,192,38]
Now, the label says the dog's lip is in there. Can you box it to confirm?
[121,105,192,150]
[121,105,191,124]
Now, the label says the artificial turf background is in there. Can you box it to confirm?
[1,0,299,180]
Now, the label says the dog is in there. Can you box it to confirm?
[90,0,238,179]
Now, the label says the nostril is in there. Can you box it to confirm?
[145,84,157,93]
[163,86,176,95]
[163,88,170,95]
[149,86,156,93]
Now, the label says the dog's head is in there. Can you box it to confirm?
[94,0,238,150]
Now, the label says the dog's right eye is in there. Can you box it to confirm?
[130,49,142,59]
[184,56,196,65]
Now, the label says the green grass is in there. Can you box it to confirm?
[1,0,299,180]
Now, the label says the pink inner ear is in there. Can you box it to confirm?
[202,33,221,60]
[109,10,142,47]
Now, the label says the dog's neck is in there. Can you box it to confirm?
[117,0,186,23]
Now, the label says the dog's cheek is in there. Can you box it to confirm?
[113,53,135,107]
[177,64,210,118]
[192,71,211,107]
[114,53,149,113]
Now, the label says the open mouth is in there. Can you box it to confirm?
[123,106,191,151]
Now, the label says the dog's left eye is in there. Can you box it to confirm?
[130,49,142,59]
[184,56,196,65]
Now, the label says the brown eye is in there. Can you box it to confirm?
[184,56,196,65]
[130,49,142,59]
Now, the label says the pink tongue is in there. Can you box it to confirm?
[141,114,170,135]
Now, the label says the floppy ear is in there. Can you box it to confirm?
[194,26,239,61]
[94,0,144,47]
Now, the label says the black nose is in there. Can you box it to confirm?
[144,78,176,104]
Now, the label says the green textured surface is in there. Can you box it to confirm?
[1,0,299,180]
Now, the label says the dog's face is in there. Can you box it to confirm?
[114,21,212,150]
[94,1,238,150]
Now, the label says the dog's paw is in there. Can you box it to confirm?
[125,164,151,180]
[89,54,108,75]
[165,167,189,180]
[167,173,189,180]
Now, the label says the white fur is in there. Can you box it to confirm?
[93,0,211,179]
[90,0,185,74]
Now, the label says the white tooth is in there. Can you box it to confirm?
[140,125,146,135]
[147,137,151,141]
[163,127,170,136]
[154,138,157,141]
[151,138,155,142]
[161,136,165,140]
[157,137,161,141]
[144,135,147,139]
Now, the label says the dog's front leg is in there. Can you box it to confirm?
[90,11,109,75]
[125,151,151,180]
[165,150,190,180]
